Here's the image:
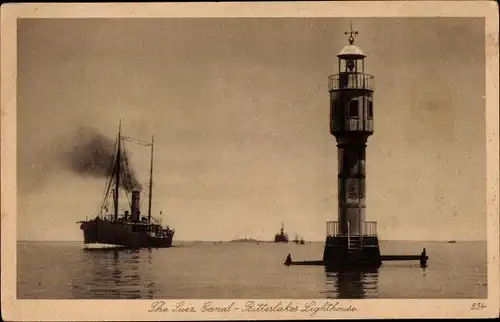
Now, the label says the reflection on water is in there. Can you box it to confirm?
[71,248,155,299]
[323,267,380,299]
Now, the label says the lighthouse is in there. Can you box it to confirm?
[283,25,428,269]
[323,26,381,268]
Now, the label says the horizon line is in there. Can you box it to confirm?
[16,239,487,243]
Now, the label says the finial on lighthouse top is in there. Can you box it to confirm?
[345,21,358,45]
[337,22,366,60]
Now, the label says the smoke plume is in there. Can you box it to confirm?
[66,127,142,192]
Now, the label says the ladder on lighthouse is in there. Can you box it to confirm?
[347,221,363,253]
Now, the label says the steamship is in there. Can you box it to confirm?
[78,124,175,248]
[274,223,289,243]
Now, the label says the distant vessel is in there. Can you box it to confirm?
[229,238,260,244]
[448,240,457,244]
[293,234,305,245]
[274,223,289,243]
[78,123,175,248]
[230,231,260,244]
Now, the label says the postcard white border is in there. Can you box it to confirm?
[1,1,499,320]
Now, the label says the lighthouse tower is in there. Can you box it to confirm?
[323,26,381,268]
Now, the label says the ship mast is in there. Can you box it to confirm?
[113,121,122,221]
[147,135,154,223]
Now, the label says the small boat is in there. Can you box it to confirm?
[78,122,175,248]
[448,240,457,244]
[300,237,305,245]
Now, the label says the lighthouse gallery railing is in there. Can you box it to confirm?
[326,220,377,237]
[328,73,374,91]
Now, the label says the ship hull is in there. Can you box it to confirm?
[274,237,289,243]
[80,220,174,248]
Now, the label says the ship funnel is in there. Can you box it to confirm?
[131,190,140,221]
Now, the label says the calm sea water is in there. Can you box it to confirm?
[17,240,487,299]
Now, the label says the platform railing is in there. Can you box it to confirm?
[326,220,377,237]
[328,73,374,91]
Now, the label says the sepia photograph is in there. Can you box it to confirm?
[1,1,499,320]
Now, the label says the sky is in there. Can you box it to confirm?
[16,17,486,241]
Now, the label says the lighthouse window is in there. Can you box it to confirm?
[348,100,359,118]
[368,101,373,118]
[347,181,359,199]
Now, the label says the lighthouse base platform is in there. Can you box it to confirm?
[322,236,382,269]
[283,236,428,269]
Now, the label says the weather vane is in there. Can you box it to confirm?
[344,21,358,44]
